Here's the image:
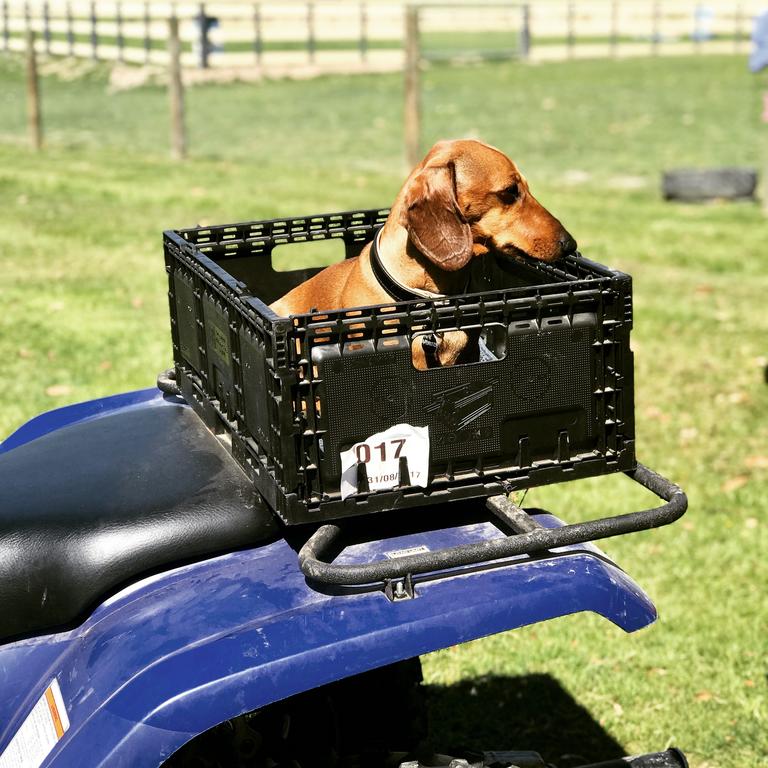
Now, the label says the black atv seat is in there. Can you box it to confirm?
[0,399,277,643]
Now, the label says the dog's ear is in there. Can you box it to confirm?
[400,162,473,272]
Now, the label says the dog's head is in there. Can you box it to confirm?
[399,139,576,272]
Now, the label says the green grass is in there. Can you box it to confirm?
[0,53,766,767]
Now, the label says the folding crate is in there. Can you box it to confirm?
[164,208,635,525]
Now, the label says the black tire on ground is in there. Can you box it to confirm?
[662,167,758,202]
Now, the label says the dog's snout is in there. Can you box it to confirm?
[558,231,577,257]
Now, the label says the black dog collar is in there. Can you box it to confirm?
[369,228,441,366]
[369,227,439,303]
[369,227,470,368]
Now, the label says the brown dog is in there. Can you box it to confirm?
[270,139,576,367]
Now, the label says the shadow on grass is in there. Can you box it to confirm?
[425,673,624,767]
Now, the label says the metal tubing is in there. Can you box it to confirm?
[157,368,181,396]
[298,462,687,586]
[487,494,542,533]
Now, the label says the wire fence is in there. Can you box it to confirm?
[1,1,763,76]
[0,2,524,73]
[8,1,768,162]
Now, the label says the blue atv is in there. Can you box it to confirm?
[0,210,689,768]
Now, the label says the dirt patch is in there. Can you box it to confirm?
[606,175,648,190]
[106,53,404,90]
[38,57,101,81]
[561,169,592,186]
[108,64,166,92]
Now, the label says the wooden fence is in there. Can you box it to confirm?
[1,1,763,75]
[0,2,525,72]
[530,0,760,60]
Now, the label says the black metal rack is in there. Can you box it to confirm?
[298,463,686,586]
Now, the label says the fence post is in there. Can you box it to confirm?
[566,1,575,59]
[116,1,124,62]
[144,2,151,63]
[307,2,315,64]
[2,0,8,52]
[519,3,530,60]
[734,4,742,54]
[26,30,42,151]
[168,15,187,161]
[253,3,262,64]
[610,0,618,58]
[652,0,660,56]
[197,3,211,69]
[693,2,702,54]
[66,1,74,56]
[43,1,50,54]
[404,5,420,168]
[359,2,367,62]
[90,1,97,60]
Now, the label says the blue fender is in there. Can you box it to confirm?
[0,392,657,768]
[0,388,162,454]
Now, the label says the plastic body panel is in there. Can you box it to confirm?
[0,388,162,454]
[0,392,655,768]
[0,525,656,768]
[164,208,636,525]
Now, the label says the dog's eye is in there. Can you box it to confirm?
[499,184,520,203]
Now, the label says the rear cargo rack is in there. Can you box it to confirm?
[298,462,686,586]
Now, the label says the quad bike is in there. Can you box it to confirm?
[0,210,689,768]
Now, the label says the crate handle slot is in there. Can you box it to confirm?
[297,463,686,587]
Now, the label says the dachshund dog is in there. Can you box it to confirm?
[270,139,576,368]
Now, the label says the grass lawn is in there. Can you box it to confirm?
[0,53,766,767]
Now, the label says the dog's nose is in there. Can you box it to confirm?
[558,231,578,257]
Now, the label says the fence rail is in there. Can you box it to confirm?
[0,2,525,70]
[1,1,763,74]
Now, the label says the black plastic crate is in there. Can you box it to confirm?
[164,208,635,525]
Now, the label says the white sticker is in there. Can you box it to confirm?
[0,679,70,768]
[340,424,429,500]
[384,545,430,560]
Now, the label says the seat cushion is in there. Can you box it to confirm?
[0,400,276,642]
